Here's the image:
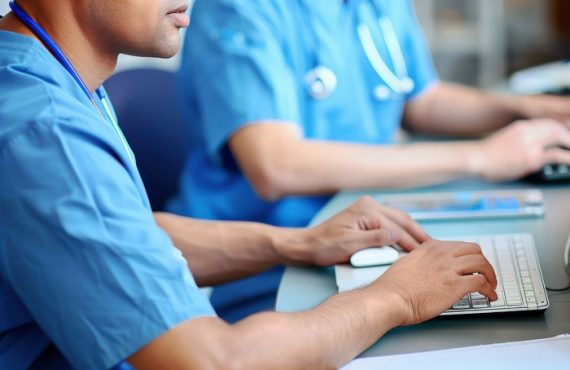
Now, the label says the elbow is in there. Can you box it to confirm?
[248,165,291,201]
[243,155,304,201]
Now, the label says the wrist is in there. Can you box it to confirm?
[496,94,527,121]
[271,227,314,265]
[463,141,487,178]
[361,283,409,329]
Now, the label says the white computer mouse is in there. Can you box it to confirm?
[350,246,400,268]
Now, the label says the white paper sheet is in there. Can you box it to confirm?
[342,335,570,370]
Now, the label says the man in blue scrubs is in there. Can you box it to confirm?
[0,1,499,369]
[171,0,570,320]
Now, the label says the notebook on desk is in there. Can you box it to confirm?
[335,233,549,316]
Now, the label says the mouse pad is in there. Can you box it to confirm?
[336,250,407,292]
[335,264,390,292]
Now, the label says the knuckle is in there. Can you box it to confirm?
[355,196,376,210]
[520,149,542,170]
[477,254,489,265]
[468,242,482,252]
[474,273,487,285]
[551,150,565,163]
[360,195,375,204]
[392,207,408,217]
[402,213,415,224]
[512,121,528,135]
[374,230,388,244]
[399,215,416,229]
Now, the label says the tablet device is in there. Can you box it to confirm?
[376,189,544,221]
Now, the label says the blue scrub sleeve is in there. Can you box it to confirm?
[183,0,300,156]
[400,0,439,100]
[0,118,215,369]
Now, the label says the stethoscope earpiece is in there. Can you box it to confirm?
[401,77,415,94]
[305,65,338,100]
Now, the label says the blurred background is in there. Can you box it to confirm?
[1,0,568,88]
[413,0,570,87]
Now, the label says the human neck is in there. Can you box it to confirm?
[0,2,117,92]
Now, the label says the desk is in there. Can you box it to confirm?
[276,179,570,357]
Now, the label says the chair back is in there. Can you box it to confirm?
[105,68,188,211]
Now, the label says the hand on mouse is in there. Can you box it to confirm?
[281,196,429,267]
[367,239,498,326]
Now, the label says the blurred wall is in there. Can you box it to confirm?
[414,0,569,87]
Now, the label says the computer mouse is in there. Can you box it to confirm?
[350,246,400,268]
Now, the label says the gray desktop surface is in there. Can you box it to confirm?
[276,179,570,357]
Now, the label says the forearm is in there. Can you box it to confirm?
[404,83,521,136]
[130,284,404,370]
[253,138,482,196]
[225,285,402,369]
[154,213,310,286]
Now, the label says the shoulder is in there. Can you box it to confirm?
[0,32,103,149]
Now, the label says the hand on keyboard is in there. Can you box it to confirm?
[446,234,546,313]
[370,239,498,326]
[474,119,570,181]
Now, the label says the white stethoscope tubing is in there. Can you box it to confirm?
[357,23,402,94]
[304,1,414,100]
[100,96,136,168]
[356,17,414,96]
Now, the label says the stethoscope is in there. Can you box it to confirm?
[304,0,415,101]
[8,1,136,168]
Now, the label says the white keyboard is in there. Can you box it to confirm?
[335,233,549,316]
[443,234,549,315]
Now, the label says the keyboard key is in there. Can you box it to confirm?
[472,299,490,309]
[544,165,554,176]
[452,295,470,309]
[507,297,523,306]
[470,292,486,300]
[452,302,470,310]
[490,298,506,308]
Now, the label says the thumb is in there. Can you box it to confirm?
[348,228,400,253]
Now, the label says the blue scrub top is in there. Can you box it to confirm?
[0,31,216,370]
[170,0,438,227]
